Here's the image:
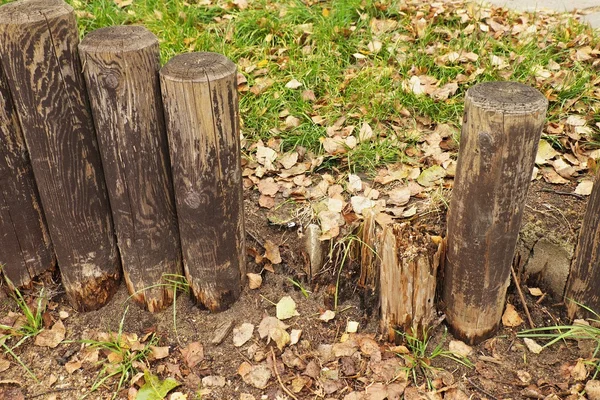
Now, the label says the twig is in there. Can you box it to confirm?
[511,266,535,329]
[270,347,298,400]
[540,188,585,200]
[467,377,498,400]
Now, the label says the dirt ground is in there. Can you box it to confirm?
[0,179,597,400]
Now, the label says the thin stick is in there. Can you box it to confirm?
[540,188,585,200]
[511,266,535,329]
[270,347,298,400]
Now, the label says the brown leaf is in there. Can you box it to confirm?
[34,320,65,348]
[258,195,275,209]
[264,240,282,264]
[247,273,262,289]
[258,178,279,196]
[233,323,254,347]
[238,362,271,389]
[501,304,523,327]
[150,345,169,360]
[181,341,204,368]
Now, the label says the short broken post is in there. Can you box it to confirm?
[443,82,548,344]
[0,0,120,310]
[0,63,55,288]
[160,52,246,312]
[564,168,600,320]
[79,26,182,312]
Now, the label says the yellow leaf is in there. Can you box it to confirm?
[322,8,330,17]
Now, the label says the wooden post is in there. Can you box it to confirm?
[0,63,55,288]
[443,82,547,344]
[380,223,441,342]
[0,0,120,311]
[160,52,245,312]
[78,26,182,312]
[564,168,600,320]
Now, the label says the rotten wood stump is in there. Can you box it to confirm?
[380,223,441,342]
[0,62,55,288]
[443,82,547,344]
[564,168,600,320]
[160,52,246,312]
[0,0,120,311]
[79,26,182,312]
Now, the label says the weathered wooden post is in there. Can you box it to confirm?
[160,52,246,312]
[380,223,442,342]
[564,168,600,320]
[0,0,120,311]
[79,26,182,313]
[0,63,55,288]
[443,82,547,344]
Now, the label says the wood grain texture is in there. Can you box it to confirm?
[0,62,55,288]
[565,168,600,320]
[0,0,120,311]
[443,82,547,344]
[79,26,182,312]
[160,52,245,312]
[380,223,439,342]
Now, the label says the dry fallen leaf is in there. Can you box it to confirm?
[264,240,282,264]
[575,180,593,196]
[523,338,543,354]
[247,273,262,289]
[181,341,204,368]
[285,78,303,89]
[417,165,446,187]
[290,329,302,345]
[346,321,359,333]
[233,323,254,347]
[449,340,472,357]
[387,186,411,206]
[34,320,65,348]
[258,316,289,339]
[0,357,10,373]
[150,345,170,360]
[528,287,543,296]
[276,296,300,320]
[319,310,336,322]
[501,304,523,327]
[572,359,588,381]
[238,362,271,389]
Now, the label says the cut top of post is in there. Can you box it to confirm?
[0,0,71,25]
[160,52,236,83]
[466,81,548,114]
[79,26,158,54]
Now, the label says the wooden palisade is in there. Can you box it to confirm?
[79,26,182,312]
[443,82,547,344]
[0,0,120,310]
[160,52,246,312]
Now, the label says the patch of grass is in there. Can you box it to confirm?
[77,306,159,399]
[396,326,473,389]
[519,301,600,380]
[0,273,46,382]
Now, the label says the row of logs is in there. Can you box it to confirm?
[0,0,245,312]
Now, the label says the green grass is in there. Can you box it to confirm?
[45,0,597,173]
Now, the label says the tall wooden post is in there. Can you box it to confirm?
[79,26,182,313]
[160,52,246,312]
[0,63,55,288]
[443,82,547,344]
[564,168,600,320]
[0,0,120,311]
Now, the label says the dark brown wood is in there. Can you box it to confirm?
[79,26,182,312]
[0,0,120,311]
[443,82,547,344]
[380,223,440,342]
[564,168,600,320]
[0,63,55,288]
[160,52,246,312]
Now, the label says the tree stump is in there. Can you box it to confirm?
[160,52,245,312]
[0,63,55,288]
[0,0,120,311]
[564,168,600,319]
[380,223,441,342]
[79,26,182,312]
[443,82,547,344]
